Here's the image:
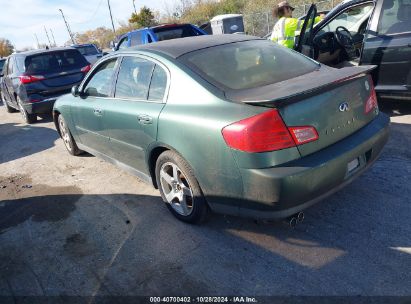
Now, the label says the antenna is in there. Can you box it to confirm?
[59,8,76,44]
[107,0,116,34]
[50,28,57,46]
[44,27,52,47]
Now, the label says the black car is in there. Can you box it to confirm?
[296,0,411,101]
[0,48,91,123]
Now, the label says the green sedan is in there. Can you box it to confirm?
[53,35,389,224]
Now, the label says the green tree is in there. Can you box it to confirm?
[0,38,14,57]
[129,6,157,28]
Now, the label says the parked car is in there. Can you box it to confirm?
[1,47,91,123]
[71,43,105,65]
[295,0,411,101]
[53,35,389,223]
[112,23,207,51]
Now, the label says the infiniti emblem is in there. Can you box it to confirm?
[339,102,350,112]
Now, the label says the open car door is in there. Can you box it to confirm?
[294,4,317,57]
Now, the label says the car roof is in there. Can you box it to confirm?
[14,47,77,57]
[210,14,243,21]
[130,34,261,59]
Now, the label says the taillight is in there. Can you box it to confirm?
[364,76,378,114]
[81,65,91,73]
[222,109,296,153]
[288,126,319,145]
[222,109,320,153]
[19,75,45,84]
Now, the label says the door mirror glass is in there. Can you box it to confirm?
[71,85,80,97]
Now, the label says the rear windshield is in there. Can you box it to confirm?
[75,45,99,55]
[180,40,319,91]
[153,25,203,41]
[25,50,88,74]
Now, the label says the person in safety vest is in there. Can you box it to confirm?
[271,1,322,49]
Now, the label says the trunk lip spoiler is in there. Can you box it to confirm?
[226,65,377,106]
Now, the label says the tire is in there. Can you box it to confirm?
[58,114,83,156]
[155,150,210,224]
[17,97,37,124]
[1,92,17,113]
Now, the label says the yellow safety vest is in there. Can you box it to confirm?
[271,16,322,49]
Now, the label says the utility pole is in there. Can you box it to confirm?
[132,0,137,14]
[50,28,57,47]
[44,26,52,47]
[33,33,40,49]
[107,0,116,35]
[59,8,76,44]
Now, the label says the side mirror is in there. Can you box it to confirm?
[71,85,80,97]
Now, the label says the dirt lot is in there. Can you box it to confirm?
[0,100,410,299]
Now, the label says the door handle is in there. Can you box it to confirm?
[137,114,153,125]
[93,108,103,116]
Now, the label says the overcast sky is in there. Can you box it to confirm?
[0,0,167,49]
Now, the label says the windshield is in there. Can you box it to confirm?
[153,25,203,41]
[180,40,319,91]
[25,50,88,74]
[321,3,373,33]
[75,45,99,56]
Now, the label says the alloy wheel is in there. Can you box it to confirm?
[59,116,73,152]
[159,162,194,216]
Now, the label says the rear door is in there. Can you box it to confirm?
[103,55,168,174]
[71,57,119,155]
[2,57,18,106]
[360,0,411,98]
[24,49,90,98]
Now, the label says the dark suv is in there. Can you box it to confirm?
[296,0,411,101]
[0,48,91,123]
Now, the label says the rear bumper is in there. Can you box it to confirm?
[214,112,390,219]
[22,98,56,114]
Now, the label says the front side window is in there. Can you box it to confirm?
[378,0,411,35]
[180,40,319,91]
[84,58,117,97]
[321,3,374,34]
[114,56,155,100]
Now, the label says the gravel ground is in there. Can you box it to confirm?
[0,99,410,299]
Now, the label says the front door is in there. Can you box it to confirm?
[71,57,119,155]
[361,0,411,98]
[104,56,168,175]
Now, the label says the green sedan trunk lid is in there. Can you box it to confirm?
[240,66,378,157]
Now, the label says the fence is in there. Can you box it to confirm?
[243,0,338,37]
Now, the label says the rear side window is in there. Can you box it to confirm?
[180,40,319,91]
[130,32,143,46]
[84,58,117,97]
[25,50,88,74]
[115,57,155,100]
[0,60,5,73]
[153,25,203,41]
[378,0,411,34]
[148,65,167,101]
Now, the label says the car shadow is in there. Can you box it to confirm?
[0,122,59,164]
[0,175,409,297]
[379,98,411,116]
